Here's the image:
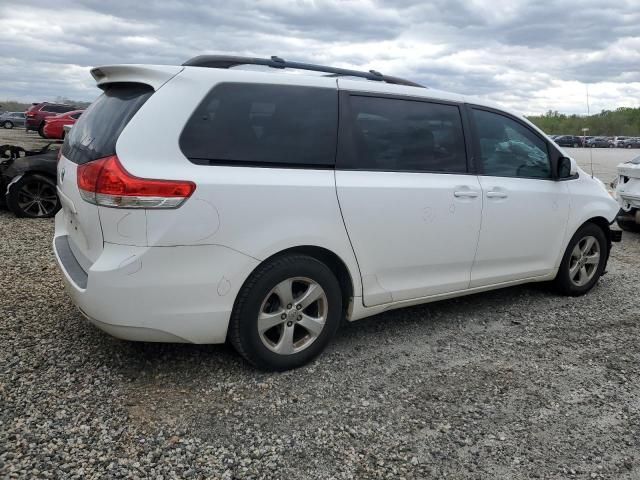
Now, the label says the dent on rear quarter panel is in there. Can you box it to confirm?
[145,197,220,246]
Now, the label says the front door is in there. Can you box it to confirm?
[468,107,570,287]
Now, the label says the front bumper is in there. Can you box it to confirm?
[53,212,259,344]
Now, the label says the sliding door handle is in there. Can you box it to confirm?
[486,191,508,199]
[454,190,479,198]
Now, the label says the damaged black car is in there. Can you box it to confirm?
[1,143,61,218]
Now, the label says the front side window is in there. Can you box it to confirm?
[342,95,467,173]
[180,84,338,167]
[472,109,551,179]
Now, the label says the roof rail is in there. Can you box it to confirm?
[182,55,424,88]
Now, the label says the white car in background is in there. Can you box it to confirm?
[615,156,640,232]
[54,55,621,370]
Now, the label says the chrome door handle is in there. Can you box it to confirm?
[486,191,508,199]
[454,191,479,198]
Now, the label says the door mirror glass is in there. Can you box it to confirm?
[558,156,577,178]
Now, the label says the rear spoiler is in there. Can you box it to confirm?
[89,65,184,91]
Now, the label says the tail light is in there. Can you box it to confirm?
[77,155,195,208]
[26,113,35,118]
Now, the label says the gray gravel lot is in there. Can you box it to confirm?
[2,129,640,479]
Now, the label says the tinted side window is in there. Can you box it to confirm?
[180,84,338,167]
[472,109,551,179]
[71,112,82,119]
[341,96,467,173]
[63,83,153,165]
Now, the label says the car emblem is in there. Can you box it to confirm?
[60,168,65,184]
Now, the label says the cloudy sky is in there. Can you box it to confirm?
[0,0,638,115]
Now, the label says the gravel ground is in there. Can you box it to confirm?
[0,128,54,151]
[2,128,640,479]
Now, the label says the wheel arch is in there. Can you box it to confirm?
[574,216,613,268]
[240,245,356,315]
[5,171,57,186]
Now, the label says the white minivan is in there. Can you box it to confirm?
[54,55,621,370]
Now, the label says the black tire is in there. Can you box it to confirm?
[553,223,607,296]
[6,174,61,218]
[3,121,13,129]
[38,124,46,138]
[618,217,640,233]
[229,254,342,371]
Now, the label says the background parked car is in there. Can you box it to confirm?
[586,136,612,148]
[620,137,640,149]
[0,112,26,129]
[43,110,83,139]
[613,136,630,147]
[554,135,583,147]
[25,102,78,137]
[0,143,61,218]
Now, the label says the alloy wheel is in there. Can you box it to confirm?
[17,179,58,217]
[569,236,600,287]
[258,277,328,355]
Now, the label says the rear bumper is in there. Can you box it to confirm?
[53,211,259,344]
[25,118,40,130]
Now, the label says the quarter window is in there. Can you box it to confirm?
[472,109,551,179]
[180,84,338,167]
[341,96,467,173]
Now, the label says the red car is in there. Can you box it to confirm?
[25,102,78,136]
[42,110,83,139]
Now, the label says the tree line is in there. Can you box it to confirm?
[527,107,640,136]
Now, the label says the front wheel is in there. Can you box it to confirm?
[3,121,13,129]
[229,254,342,371]
[553,223,607,296]
[6,174,61,218]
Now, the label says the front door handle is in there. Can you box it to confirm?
[454,190,479,198]
[486,191,508,199]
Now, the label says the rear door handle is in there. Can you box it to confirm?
[454,190,479,198]
[486,191,508,199]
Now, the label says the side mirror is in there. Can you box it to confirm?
[558,156,578,179]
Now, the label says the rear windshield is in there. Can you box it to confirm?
[63,83,153,164]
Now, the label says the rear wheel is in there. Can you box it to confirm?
[6,174,60,218]
[229,254,342,371]
[573,142,578,147]
[38,124,46,138]
[554,223,607,296]
[3,121,13,129]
